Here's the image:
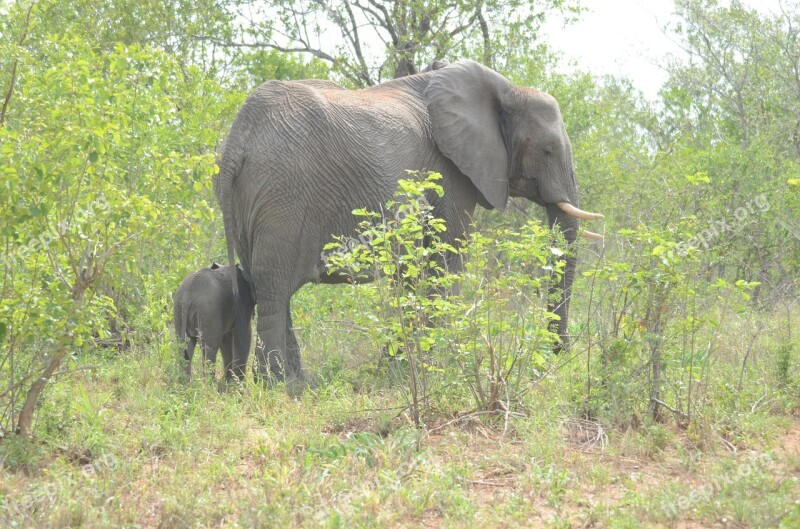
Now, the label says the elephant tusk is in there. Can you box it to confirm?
[556,202,604,221]
[582,230,604,241]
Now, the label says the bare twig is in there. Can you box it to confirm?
[341,2,372,85]
[191,35,337,63]
[1,2,35,126]
[423,409,525,436]
[719,435,738,454]
[650,397,690,426]
[563,418,608,451]
[737,323,764,392]
[475,2,493,67]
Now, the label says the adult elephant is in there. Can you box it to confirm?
[215,60,603,382]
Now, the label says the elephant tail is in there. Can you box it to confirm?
[181,301,194,359]
[173,295,192,358]
[173,296,184,341]
[234,266,255,363]
[214,142,251,375]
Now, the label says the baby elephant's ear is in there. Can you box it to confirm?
[210,262,221,270]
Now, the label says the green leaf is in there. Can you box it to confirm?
[685,171,711,185]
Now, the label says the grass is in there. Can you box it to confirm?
[1,284,799,528]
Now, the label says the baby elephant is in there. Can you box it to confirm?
[173,263,255,381]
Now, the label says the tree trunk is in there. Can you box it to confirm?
[16,346,68,437]
[16,290,83,437]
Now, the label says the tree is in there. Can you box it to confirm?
[229,48,331,90]
[208,0,581,87]
[0,1,232,436]
[656,0,800,300]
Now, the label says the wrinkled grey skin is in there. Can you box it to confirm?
[173,263,255,381]
[215,59,599,382]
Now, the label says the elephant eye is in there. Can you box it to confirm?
[543,145,554,156]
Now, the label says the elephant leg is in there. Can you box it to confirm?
[231,300,254,381]
[253,288,289,381]
[200,337,222,381]
[220,332,235,382]
[185,337,197,381]
[231,332,250,381]
[254,289,304,382]
[286,306,300,370]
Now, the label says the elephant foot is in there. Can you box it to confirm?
[181,362,193,384]
[551,334,569,355]
[218,377,248,394]
[251,363,311,396]
[284,374,310,397]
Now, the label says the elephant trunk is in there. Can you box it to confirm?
[546,203,579,353]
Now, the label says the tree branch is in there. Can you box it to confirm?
[341,2,373,85]
[1,2,36,126]
[361,0,398,43]
[192,35,337,63]
[475,2,492,67]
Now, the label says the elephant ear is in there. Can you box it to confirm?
[425,60,515,210]
[210,262,221,270]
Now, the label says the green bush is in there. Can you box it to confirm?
[324,172,559,424]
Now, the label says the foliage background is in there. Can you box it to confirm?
[0,0,798,526]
